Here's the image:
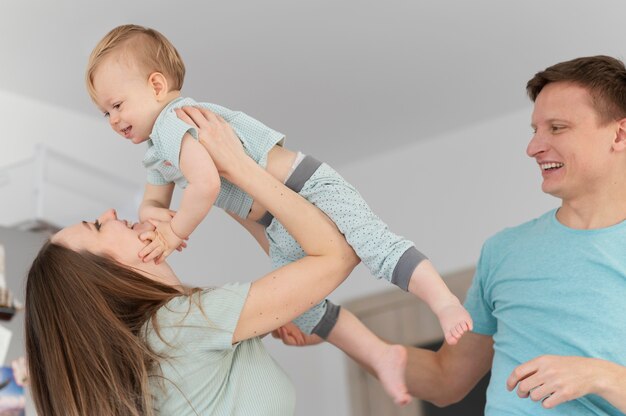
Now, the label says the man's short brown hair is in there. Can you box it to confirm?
[527,55,626,123]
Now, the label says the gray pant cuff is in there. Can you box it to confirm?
[257,155,323,228]
[311,301,341,339]
[391,246,428,291]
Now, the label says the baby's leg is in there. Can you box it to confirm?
[325,308,411,406]
[291,301,410,405]
[408,260,473,345]
[297,163,472,344]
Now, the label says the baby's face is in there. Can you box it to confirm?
[91,56,164,144]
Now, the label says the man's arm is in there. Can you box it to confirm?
[507,355,626,412]
[406,331,493,406]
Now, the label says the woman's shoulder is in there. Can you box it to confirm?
[156,283,250,326]
[145,282,252,352]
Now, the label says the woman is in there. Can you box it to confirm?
[24,109,359,416]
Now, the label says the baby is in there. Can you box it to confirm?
[86,24,473,405]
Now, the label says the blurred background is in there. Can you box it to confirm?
[1,1,624,414]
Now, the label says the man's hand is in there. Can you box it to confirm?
[138,220,185,263]
[271,322,324,346]
[507,355,609,409]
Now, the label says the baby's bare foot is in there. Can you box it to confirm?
[436,302,473,345]
[372,344,412,406]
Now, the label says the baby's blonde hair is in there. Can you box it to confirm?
[86,24,186,101]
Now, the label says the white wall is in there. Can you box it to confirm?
[0,90,145,176]
[0,90,146,226]
[1,89,559,415]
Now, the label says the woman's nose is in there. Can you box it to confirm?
[98,208,118,223]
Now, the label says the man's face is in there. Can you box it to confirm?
[526,82,619,201]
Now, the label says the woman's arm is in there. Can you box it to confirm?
[176,107,359,343]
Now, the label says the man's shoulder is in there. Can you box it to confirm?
[484,209,555,249]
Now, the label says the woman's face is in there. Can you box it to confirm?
[52,209,150,267]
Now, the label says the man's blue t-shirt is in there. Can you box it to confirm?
[465,209,626,415]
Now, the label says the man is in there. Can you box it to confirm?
[405,55,626,414]
[274,55,626,414]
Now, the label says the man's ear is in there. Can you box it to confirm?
[148,72,169,101]
[612,118,626,152]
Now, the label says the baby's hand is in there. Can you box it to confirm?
[138,220,184,264]
[135,218,188,253]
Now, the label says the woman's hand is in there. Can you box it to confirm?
[175,107,246,181]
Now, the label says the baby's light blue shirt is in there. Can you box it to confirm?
[143,97,285,219]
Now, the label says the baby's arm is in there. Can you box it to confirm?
[139,183,176,223]
[138,185,188,253]
[140,133,221,263]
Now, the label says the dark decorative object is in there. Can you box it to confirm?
[0,246,20,321]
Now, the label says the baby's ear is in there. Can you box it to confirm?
[148,72,168,100]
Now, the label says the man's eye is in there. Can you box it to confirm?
[551,125,564,132]
[113,103,121,110]
[103,112,110,118]
[94,220,102,231]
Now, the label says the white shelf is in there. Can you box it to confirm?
[0,145,142,231]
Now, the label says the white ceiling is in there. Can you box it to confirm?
[1,0,625,166]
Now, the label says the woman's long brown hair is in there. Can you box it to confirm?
[25,241,184,416]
